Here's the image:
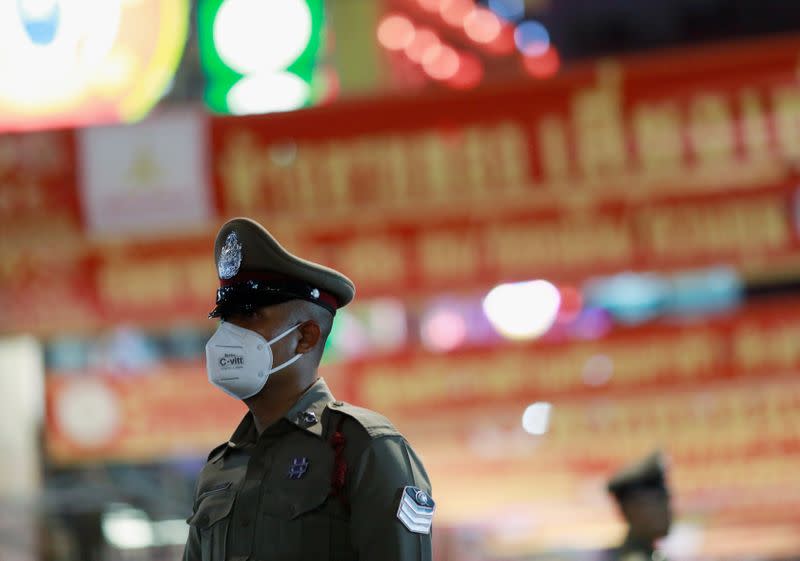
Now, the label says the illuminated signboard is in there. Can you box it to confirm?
[0,0,189,132]
[198,0,324,115]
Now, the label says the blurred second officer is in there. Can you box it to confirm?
[606,451,673,561]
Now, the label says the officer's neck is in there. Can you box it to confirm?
[245,373,316,434]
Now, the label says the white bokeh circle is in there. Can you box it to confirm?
[213,0,312,74]
[55,379,120,448]
[226,71,310,114]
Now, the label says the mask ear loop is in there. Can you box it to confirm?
[266,352,303,374]
[265,323,304,374]
[266,323,301,345]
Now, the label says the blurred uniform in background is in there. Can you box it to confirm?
[183,218,434,561]
[605,452,672,561]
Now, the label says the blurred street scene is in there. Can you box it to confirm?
[1,0,800,560]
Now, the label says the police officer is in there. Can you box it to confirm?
[606,452,672,561]
[183,218,434,561]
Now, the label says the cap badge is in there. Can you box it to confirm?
[218,231,243,280]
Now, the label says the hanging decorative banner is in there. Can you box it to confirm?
[289,181,800,295]
[6,36,800,333]
[45,364,246,464]
[1,181,798,335]
[42,298,800,552]
[210,35,800,223]
[43,297,800,464]
[78,110,213,236]
[0,131,91,335]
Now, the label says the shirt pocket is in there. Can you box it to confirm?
[188,486,235,561]
[258,483,354,561]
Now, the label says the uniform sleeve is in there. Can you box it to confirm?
[348,435,433,561]
[183,476,201,561]
[182,523,201,561]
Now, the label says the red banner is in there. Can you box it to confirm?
[45,363,246,465]
[7,37,800,333]
[344,295,800,414]
[42,298,800,544]
[290,181,800,293]
[0,131,84,286]
[359,299,800,530]
[212,35,800,221]
[210,35,800,296]
[7,180,798,334]
[45,298,800,476]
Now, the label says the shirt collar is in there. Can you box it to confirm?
[227,413,258,450]
[226,378,334,449]
[283,377,335,438]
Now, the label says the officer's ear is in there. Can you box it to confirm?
[295,321,321,354]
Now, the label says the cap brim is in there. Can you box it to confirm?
[214,217,355,309]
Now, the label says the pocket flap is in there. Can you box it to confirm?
[188,489,234,529]
[265,480,331,520]
[290,484,330,519]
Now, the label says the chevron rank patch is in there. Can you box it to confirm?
[396,486,435,534]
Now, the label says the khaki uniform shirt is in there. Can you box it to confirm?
[183,379,433,561]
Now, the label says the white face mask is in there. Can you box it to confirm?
[205,321,302,400]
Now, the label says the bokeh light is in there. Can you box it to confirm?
[569,307,614,340]
[101,507,154,549]
[422,45,461,80]
[326,308,370,360]
[556,285,583,323]
[463,8,502,44]
[405,28,440,63]
[364,298,408,352]
[514,19,550,56]
[488,0,525,21]
[483,280,561,340]
[522,46,560,78]
[226,72,310,115]
[377,14,416,51]
[522,402,552,435]
[585,273,670,325]
[213,0,312,73]
[440,0,473,27]
[582,354,614,386]
[420,307,468,352]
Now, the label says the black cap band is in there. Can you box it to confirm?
[208,277,337,318]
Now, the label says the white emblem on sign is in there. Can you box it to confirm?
[397,486,435,535]
[218,231,242,279]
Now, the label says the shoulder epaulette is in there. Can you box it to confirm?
[327,401,400,438]
[206,442,228,463]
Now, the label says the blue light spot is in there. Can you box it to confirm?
[17,0,60,45]
[514,20,550,56]
[488,0,524,22]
